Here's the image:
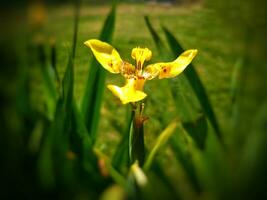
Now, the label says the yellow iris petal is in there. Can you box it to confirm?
[153,49,198,79]
[143,64,160,80]
[84,39,122,73]
[107,79,147,104]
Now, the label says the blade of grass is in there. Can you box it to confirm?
[81,5,116,144]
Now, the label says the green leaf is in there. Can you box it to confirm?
[169,74,202,121]
[38,43,57,120]
[37,120,55,189]
[62,56,74,108]
[170,128,201,192]
[230,57,244,124]
[144,121,177,171]
[81,6,117,144]
[183,114,208,150]
[150,162,181,199]
[112,105,133,171]
[37,0,81,188]
[144,18,206,192]
[50,38,60,83]
[162,26,221,139]
[71,101,99,177]
[94,148,127,187]
[169,75,209,150]
[144,16,165,54]
[71,0,81,59]
[145,17,211,148]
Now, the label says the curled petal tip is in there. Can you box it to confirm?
[84,39,100,47]
[183,49,198,56]
[83,40,91,47]
[187,49,198,58]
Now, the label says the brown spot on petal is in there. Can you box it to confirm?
[108,61,113,67]
[162,66,170,74]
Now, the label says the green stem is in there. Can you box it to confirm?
[129,102,146,166]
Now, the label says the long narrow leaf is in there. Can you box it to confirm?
[170,130,201,192]
[144,16,165,54]
[112,105,133,171]
[38,0,80,186]
[38,43,57,120]
[144,121,177,171]
[162,26,221,139]
[144,17,208,192]
[145,17,210,148]
[94,148,127,187]
[81,6,116,144]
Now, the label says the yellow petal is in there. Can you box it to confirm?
[143,64,160,80]
[107,79,147,104]
[156,49,198,79]
[84,39,122,73]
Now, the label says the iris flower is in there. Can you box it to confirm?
[84,39,197,104]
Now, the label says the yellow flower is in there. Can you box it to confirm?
[84,39,197,104]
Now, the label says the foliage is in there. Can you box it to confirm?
[1,0,267,199]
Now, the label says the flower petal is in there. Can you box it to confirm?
[151,49,198,79]
[143,64,160,80]
[84,39,122,73]
[107,79,147,104]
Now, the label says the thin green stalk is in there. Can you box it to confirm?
[144,121,177,171]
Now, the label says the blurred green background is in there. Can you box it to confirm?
[1,0,267,199]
